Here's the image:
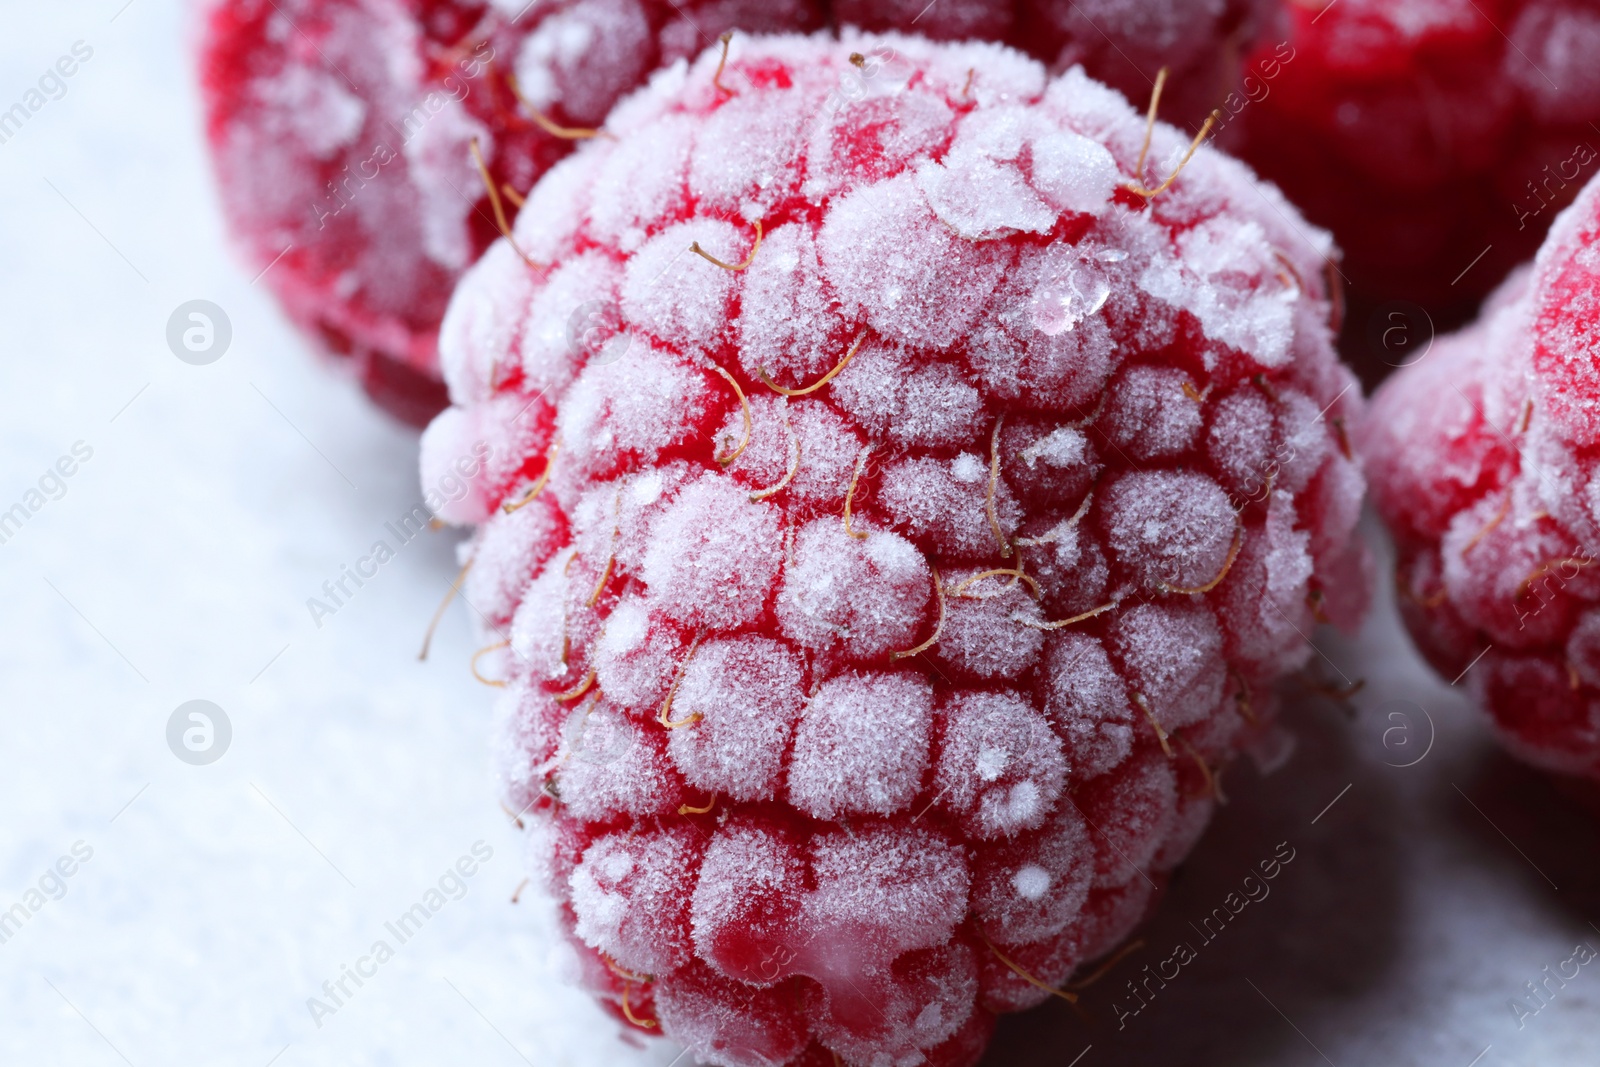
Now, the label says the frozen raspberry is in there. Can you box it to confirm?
[430,31,1367,1066]
[837,0,1282,129]
[1366,173,1600,783]
[1236,0,1600,357]
[199,0,824,425]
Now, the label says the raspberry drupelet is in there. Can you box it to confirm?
[421,32,1368,1066]
[1366,173,1600,785]
[1236,0,1600,356]
[199,0,825,426]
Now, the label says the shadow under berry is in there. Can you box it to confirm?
[1450,743,1600,928]
[982,690,1405,1066]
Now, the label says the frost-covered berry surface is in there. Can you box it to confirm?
[1237,0,1600,333]
[199,0,825,426]
[1366,173,1600,782]
[423,30,1368,1066]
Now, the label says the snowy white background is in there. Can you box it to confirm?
[1,3,1597,1066]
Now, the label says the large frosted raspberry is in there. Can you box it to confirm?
[838,0,1282,129]
[1236,0,1600,348]
[424,31,1367,1066]
[1366,173,1600,783]
[199,0,824,425]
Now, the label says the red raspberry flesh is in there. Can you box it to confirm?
[199,0,826,426]
[1366,174,1600,783]
[424,31,1368,1066]
[1236,0,1600,346]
